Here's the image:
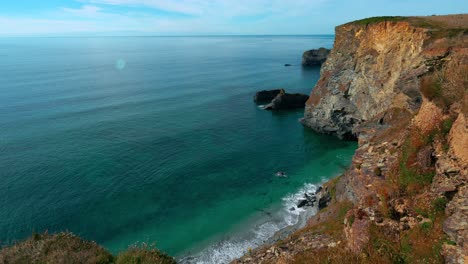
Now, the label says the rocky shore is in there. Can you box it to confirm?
[236,14,467,264]
[1,14,466,264]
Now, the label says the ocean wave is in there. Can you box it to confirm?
[179,183,319,264]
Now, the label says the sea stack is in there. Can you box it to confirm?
[254,89,285,103]
[302,48,330,66]
[264,90,309,110]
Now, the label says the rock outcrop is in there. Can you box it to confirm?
[264,90,309,110]
[237,14,468,264]
[254,89,309,110]
[254,89,285,103]
[302,48,330,66]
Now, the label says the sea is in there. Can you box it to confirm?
[0,35,357,263]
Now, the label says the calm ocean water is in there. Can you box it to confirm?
[0,36,356,263]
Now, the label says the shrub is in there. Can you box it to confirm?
[432,197,448,213]
[350,16,407,26]
[420,222,433,235]
[116,243,176,264]
[0,232,113,264]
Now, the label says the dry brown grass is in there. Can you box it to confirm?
[0,232,113,264]
[0,232,176,264]
[116,243,176,264]
[413,14,468,29]
[421,61,468,111]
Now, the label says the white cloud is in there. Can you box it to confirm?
[62,5,103,17]
[80,0,326,17]
[82,0,205,15]
[0,1,329,36]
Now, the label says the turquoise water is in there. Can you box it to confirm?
[0,36,356,262]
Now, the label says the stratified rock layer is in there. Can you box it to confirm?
[236,14,467,264]
[302,21,433,139]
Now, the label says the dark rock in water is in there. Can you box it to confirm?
[297,199,308,208]
[315,186,323,194]
[318,192,331,210]
[284,64,292,67]
[264,90,309,110]
[289,207,296,211]
[254,89,284,103]
[302,48,330,66]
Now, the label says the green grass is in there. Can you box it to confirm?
[349,16,407,26]
[441,119,454,135]
[116,244,176,264]
[432,197,448,213]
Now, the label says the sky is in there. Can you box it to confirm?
[0,0,466,36]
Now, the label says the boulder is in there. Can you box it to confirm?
[302,48,330,66]
[318,192,331,210]
[297,199,308,208]
[264,91,309,110]
[254,89,285,103]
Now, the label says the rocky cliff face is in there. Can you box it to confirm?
[236,15,467,264]
[302,16,465,140]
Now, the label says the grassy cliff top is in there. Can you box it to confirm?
[343,14,467,40]
[346,14,468,29]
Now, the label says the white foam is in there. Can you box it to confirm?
[179,183,319,264]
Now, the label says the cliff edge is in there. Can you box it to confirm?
[236,14,467,264]
[302,15,467,140]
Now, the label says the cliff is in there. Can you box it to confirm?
[1,15,466,264]
[236,14,467,264]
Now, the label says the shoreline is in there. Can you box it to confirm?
[178,182,322,264]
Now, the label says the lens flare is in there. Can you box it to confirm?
[115,59,126,70]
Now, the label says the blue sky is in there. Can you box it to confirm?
[0,0,466,36]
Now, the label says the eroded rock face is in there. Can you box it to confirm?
[236,15,468,264]
[302,21,432,139]
[302,48,330,66]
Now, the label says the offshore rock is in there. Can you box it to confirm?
[237,15,468,264]
[254,89,284,103]
[302,48,330,66]
[264,90,309,110]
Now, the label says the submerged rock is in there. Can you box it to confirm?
[296,192,318,208]
[254,89,284,103]
[302,48,330,66]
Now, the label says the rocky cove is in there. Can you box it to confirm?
[1,14,466,264]
[235,14,468,264]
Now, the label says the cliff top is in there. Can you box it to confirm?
[346,14,468,30]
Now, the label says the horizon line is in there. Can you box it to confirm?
[0,34,335,38]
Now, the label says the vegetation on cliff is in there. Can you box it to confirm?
[0,232,176,264]
[237,14,467,264]
[1,14,465,264]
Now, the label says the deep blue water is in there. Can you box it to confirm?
[0,36,356,263]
